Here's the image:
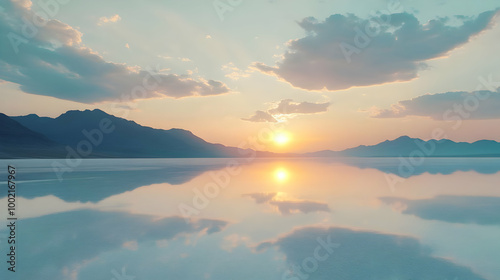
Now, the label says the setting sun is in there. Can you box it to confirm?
[274,132,291,146]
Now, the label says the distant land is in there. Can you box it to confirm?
[307,136,500,158]
[1,109,500,159]
[2,109,265,159]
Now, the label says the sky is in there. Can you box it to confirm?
[1,0,500,153]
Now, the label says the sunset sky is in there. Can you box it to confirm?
[1,0,500,152]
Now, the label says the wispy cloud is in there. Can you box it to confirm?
[242,99,330,123]
[222,62,252,80]
[97,14,121,25]
[241,111,278,123]
[243,193,330,215]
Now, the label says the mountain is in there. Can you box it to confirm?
[0,113,66,158]
[10,109,255,158]
[308,136,500,157]
[3,110,500,159]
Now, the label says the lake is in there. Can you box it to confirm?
[1,158,500,280]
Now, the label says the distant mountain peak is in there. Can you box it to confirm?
[58,108,107,117]
[392,135,413,141]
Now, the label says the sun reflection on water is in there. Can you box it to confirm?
[274,168,289,182]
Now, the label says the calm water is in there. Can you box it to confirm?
[1,158,500,280]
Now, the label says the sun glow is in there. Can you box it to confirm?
[274,132,291,146]
[274,168,289,182]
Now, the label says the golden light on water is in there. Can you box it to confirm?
[274,168,289,182]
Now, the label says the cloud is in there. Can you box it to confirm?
[122,240,138,251]
[257,226,486,279]
[241,110,278,123]
[244,192,330,215]
[0,1,230,103]
[243,192,277,203]
[222,62,252,80]
[269,200,330,215]
[253,10,500,91]
[268,99,330,115]
[371,88,500,119]
[97,14,121,25]
[221,234,251,252]
[242,99,330,122]
[15,210,229,279]
[381,195,500,225]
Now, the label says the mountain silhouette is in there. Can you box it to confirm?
[0,159,232,202]
[307,136,500,157]
[3,110,500,158]
[9,109,253,158]
[0,113,66,158]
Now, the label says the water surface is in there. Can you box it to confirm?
[1,158,500,280]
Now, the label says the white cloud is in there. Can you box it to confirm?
[98,14,121,26]
[222,62,252,80]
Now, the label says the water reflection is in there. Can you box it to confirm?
[6,210,228,280]
[274,167,290,183]
[257,226,486,280]
[381,196,500,225]
[244,192,330,215]
[1,158,499,279]
[329,157,500,178]
[0,159,230,202]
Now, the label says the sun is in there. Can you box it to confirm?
[274,132,291,145]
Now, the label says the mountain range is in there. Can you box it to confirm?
[1,109,500,158]
[308,136,500,157]
[4,109,257,158]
